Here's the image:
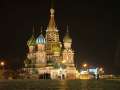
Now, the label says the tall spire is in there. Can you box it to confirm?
[27,24,36,46]
[47,0,56,31]
[36,26,45,44]
[32,24,35,36]
[67,25,69,33]
[51,0,54,9]
[40,26,43,34]
[63,25,72,43]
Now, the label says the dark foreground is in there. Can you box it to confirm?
[0,79,120,90]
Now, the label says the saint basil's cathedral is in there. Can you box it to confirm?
[24,7,77,79]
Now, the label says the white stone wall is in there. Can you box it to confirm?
[62,49,74,64]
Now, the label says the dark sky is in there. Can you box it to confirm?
[0,0,120,74]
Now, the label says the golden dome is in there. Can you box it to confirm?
[63,32,72,43]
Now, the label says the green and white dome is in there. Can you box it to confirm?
[27,35,36,46]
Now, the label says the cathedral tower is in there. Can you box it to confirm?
[25,26,37,74]
[62,27,74,67]
[45,8,61,62]
[27,26,36,65]
[24,2,76,79]
[36,27,46,67]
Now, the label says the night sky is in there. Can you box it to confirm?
[0,0,120,74]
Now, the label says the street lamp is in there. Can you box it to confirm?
[0,61,5,67]
[0,61,5,79]
[0,61,5,71]
[83,63,87,68]
[82,63,88,72]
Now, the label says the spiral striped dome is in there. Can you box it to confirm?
[36,34,45,44]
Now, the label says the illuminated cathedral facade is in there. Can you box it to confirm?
[24,8,76,79]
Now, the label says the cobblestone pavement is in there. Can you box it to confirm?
[0,79,120,90]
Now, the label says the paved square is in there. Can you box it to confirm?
[0,79,120,90]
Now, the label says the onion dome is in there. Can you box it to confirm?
[36,34,46,44]
[63,26,72,43]
[27,35,36,46]
[63,33,72,43]
[27,25,36,46]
